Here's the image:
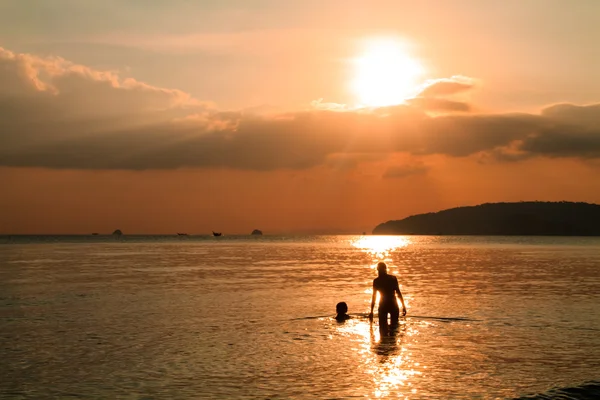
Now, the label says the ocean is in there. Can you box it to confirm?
[1,235,599,399]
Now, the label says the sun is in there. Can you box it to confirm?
[351,38,424,107]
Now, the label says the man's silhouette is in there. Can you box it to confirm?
[368,262,407,330]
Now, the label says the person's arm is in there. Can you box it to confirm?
[368,281,376,321]
[395,278,407,316]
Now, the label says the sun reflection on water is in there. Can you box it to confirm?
[346,236,421,396]
[336,319,423,398]
[353,235,412,310]
[351,236,411,265]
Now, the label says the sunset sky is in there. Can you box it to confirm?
[2,0,600,234]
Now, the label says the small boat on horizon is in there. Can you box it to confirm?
[212,231,222,237]
[177,233,189,236]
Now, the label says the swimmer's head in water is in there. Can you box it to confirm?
[336,302,348,314]
[377,262,387,274]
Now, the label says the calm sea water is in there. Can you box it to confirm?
[1,235,599,399]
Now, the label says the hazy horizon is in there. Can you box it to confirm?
[3,200,598,236]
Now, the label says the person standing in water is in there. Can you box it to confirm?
[368,262,407,329]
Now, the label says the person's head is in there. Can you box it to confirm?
[336,302,348,315]
[377,262,387,275]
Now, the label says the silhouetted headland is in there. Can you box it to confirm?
[251,229,263,235]
[373,201,600,236]
[112,229,123,236]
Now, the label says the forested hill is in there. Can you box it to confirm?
[372,202,600,235]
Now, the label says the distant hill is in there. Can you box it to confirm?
[372,202,600,236]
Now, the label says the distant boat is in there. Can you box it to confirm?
[177,233,188,236]
[91,233,99,236]
[251,229,263,235]
[212,231,222,237]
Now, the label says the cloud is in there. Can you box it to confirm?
[1,48,600,171]
[487,103,600,161]
[405,97,471,112]
[382,163,429,179]
[417,75,475,98]
[0,48,195,106]
[519,127,600,159]
[541,103,600,127]
[310,98,349,111]
[407,75,476,113]
[0,47,205,132]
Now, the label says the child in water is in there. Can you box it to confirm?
[335,302,351,322]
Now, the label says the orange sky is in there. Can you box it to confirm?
[2,157,599,234]
[1,1,600,234]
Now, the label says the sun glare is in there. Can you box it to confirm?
[351,236,411,262]
[351,38,424,107]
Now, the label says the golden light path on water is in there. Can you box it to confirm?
[336,317,424,398]
[351,235,412,308]
[345,235,425,398]
[351,235,411,266]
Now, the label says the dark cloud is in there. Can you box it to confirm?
[519,127,600,159]
[421,113,543,157]
[486,104,600,161]
[1,48,600,171]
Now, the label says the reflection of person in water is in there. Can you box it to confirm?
[368,262,407,331]
[370,321,406,357]
[335,302,351,322]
